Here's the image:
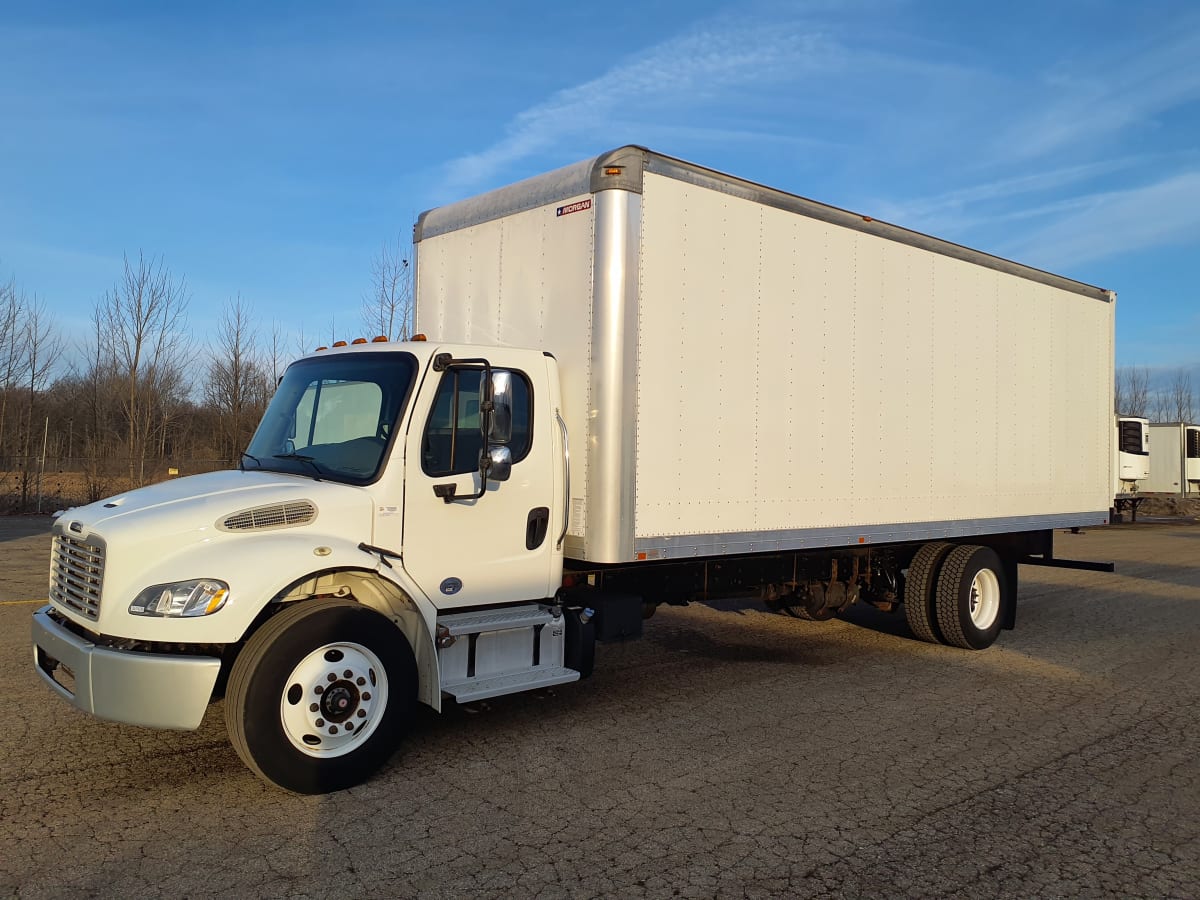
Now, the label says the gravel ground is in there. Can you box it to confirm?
[3,517,1199,898]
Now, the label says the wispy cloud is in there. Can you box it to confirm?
[437,19,847,194]
[994,21,1200,163]
[996,170,1200,268]
[880,157,1151,225]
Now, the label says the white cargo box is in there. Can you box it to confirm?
[415,147,1115,564]
[1144,422,1200,497]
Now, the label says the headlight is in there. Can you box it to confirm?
[130,580,230,617]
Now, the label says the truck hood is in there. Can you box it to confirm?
[59,469,370,538]
[50,469,382,644]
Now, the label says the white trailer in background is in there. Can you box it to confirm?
[1144,422,1200,497]
[33,146,1117,794]
[1112,416,1150,520]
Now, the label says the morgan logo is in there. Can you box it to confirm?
[439,578,463,596]
[556,199,592,217]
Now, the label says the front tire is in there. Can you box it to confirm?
[225,599,418,794]
[933,545,1008,650]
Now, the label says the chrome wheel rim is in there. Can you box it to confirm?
[279,642,388,758]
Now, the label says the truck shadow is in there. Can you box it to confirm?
[643,624,842,665]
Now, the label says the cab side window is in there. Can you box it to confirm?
[422,368,532,476]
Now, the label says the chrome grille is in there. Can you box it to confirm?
[50,533,105,621]
[221,500,316,531]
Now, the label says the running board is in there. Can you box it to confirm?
[436,603,579,703]
[443,666,580,703]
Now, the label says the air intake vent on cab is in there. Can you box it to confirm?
[220,500,317,532]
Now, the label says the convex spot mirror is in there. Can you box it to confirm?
[483,445,512,482]
[487,371,513,444]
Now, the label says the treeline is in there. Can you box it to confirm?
[1115,366,1198,423]
[1,241,412,513]
[7,248,1191,514]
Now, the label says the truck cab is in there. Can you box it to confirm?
[33,339,576,793]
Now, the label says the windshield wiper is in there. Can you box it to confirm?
[272,453,325,480]
[240,451,261,471]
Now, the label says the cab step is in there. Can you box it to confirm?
[443,666,580,703]
[439,605,554,636]
[436,603,579,703]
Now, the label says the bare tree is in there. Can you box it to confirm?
[16,297,63,508]
[266,319,288,387]
[100,252,190,485]
[205,296,271,464]
[1115,366,1151,417]
[362,236,412,341]
[1162,368,1197,423]
[293,322,312,360]
[0,276,23,464]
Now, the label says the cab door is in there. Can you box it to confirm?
[400,349,562,609]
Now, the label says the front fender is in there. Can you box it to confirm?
[92,532,396,644]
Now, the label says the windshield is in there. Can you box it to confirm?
[244,351,418,484]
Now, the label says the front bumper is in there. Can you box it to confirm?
[32,606,221,731]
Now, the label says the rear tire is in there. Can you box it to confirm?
[903,542,953,643]
[933,545,1008,650]
[225,599,417,794]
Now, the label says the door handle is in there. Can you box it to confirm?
[526,507,550,550]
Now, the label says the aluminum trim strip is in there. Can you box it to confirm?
[642,153,1111,302]
[631,512,1110,559]
[414,144,1109,302]
[415,157,599,242]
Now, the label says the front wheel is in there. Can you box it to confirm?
[933,545,1008,650]
[225,599,418,793]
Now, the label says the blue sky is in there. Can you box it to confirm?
[2,0,1198,372]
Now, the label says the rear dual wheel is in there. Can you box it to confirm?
[903,542,952,643]
[904,543,1008,650]
[934,545,1006,650]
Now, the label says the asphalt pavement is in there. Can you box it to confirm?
[2,516,1198,898]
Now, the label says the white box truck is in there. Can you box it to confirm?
[32,146,1116,794]
[1143,422,1200,496]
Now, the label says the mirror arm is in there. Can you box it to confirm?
[429,354,498,504]
[434,453,492,504]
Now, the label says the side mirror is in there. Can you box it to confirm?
[482,445,512,482]
[488,371,513,444]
